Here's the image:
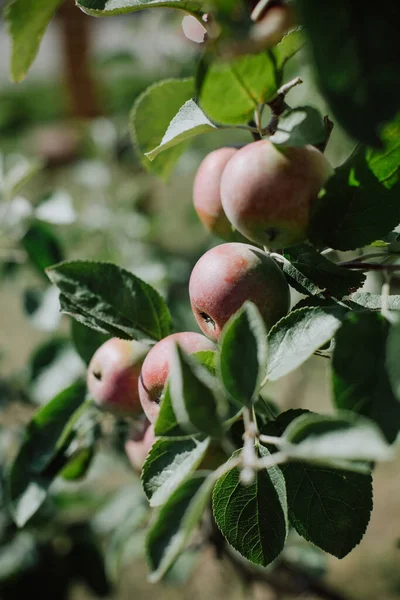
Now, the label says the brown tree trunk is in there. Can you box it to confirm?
[57,0,101,119]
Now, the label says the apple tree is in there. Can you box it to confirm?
[3,0,400,597]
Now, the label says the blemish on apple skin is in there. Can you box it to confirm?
[93,369,102,381]
[200,312,216,329]
[265,227,279,242]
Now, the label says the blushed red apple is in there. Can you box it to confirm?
[193,147,244,241]
[221,140,333,249]
[87,338,149,415]
[189,242,290,341]
[138,332,216,423]
[125,422,157,472]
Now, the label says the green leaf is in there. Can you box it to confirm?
[130,78,194,178]
[332,311,400,443]
[147,472,214,582]
[283,245,365,298]
[349,292,400,311]
[169,344,227,438]
[296,1,400,146]
[198,52,278,125]
[59,293,129,339]
[213,446,288,567]
[145,99,217,160]
[193,350,216,375]
[270,106,325,147]
[154,383,190,439]
[7,382,86,527]
[46,260,172,342]
[22,222,64,279]
[155,373,239,439]
[366,113,400,190]
[267,305,346,381]
[286,465,372,558]
[284,412,392,464]
[6,0,64,82]
[262,410,373,558]
[309,149,400,251]
[142,437,210,507]
[77,0,204,18]
[61,446,95,481]
[71,320,110,366]
[219,302,268,407]
[273,28,305,72]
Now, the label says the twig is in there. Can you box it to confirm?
[339,262,400,271]
[315,115,334,153]
[258,434,285,446]
[277,77,303,98]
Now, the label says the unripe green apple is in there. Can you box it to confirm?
[138,332,216,423]
[194,147,244,241]
[87,338,149,415]
[221,140,333,249]
[189,242,290,341]
[125,422,156,472]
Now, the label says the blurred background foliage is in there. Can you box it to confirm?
[1,3,400,600]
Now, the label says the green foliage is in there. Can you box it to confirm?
[332,311,400,443]
[282,245,365,298]
[270,106,326,147]
[142,437,210,506]
[77,0,204,18]
[154,383,190,439]
[21,222,64,279]
[273,29,305,71]
[6,0,64,82]
[130,78,195,178]
[283,411,392,465]
[267,304,346,381]
[7,383,88,526]
[146,472,214,581]
[309,147,400,251]
[46,260,172,342]
[5,0,400,589]
[262,410,374,558]
[296,0,400,146]
[366,113,400,189]
[213,446,288,566]
[218,302,268,407]
[145,99,217,161]
[169,344,227,438]
[198,51,278,125]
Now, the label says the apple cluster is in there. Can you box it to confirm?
[194,140,333,249]
[86,137,331,472]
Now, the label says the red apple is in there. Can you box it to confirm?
[189,242,290,341]
[194,147,245,241]
[125,422,156,472]
[221,140,333,249]
[138,332,216,423]
[87,338,149,415]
